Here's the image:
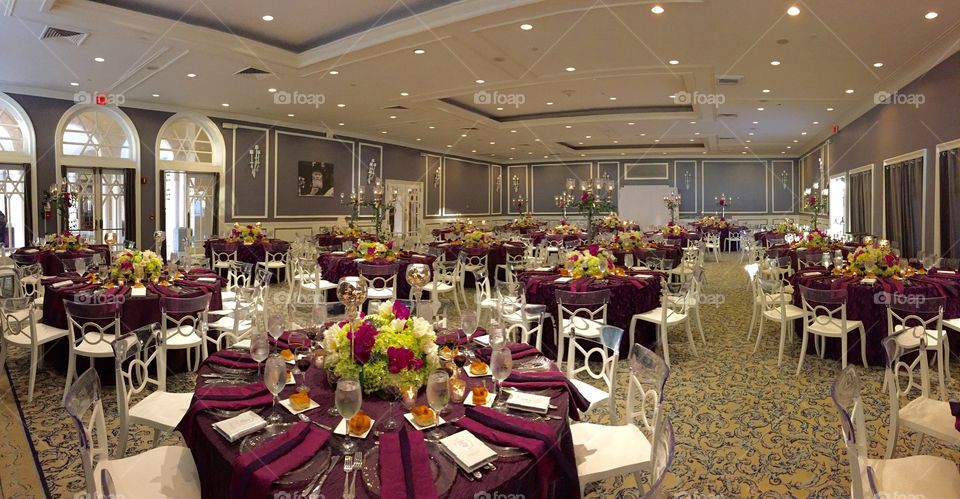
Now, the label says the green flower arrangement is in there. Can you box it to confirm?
[110,249,164,282]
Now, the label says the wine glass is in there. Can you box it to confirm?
[249,332,270,376]
[460,311,478,343]
[379,383,401,432]
[267,313,285,352]
[263,354,286,424]
[426,370,450,440]
[289,333,311,392]
[490,346,513,409]
[312,303,327,337]
[335,378,362,452]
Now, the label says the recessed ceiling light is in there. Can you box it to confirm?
[70,82,79,86]
[578,142,583,145]
[268,88,277,93]
[694,132,700,136]
[752,121,759,124]
[546,102,554,105]
[520,23,533,30]
[640,133,646,136]
[801,132,808,135]
[338,123,345,126]
[585,135,592,139]
[781,151,786,154]
[187,73,197,78]
[787,6,800,16]
[742,151,747,154]
[813,121,820,124]
[94,57,105,62]
[793,139,799,143]
[489,141,496,145]
[827,107,834,111]
[689,139,695,142]
[668,60,679,65]
[746,140,751,143]
[613,140,619,143]
[428,126,435,129]
[261,15,274,21]
[496,107,504,111]
[762,89,771,93]
[925,11,938,20]
[609,97,617,101]
[413,49,426,54]
[471,149,477,153]
[689,121,697,124]
[475,79,485,84]
[446,144,452,148]
[787,146,792,149]
[329,70,339,75]
[461,133,467,137]
[221,103,230,107]
[337,103,346,108]
[757,107,765,111]
[565,125,572,129]
[400,92,409,96]
[416,138,422,141]
[770,60,781,66]
[152,93,159,97]
[288,113,295,117]
[873,62,884,68]
[748,132,755,136]
[381,131,388,134]
[628,122,636,125]
[845,89,855,94]
[510,130,517,133]
[654,139,660,143]
[565,67,576,72]
[651,5,664,14]
[389,115,397,119]
[534,138,541,142]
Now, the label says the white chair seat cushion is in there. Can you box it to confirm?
[424,282,455,293]
[560,317,606,338]
[569,378,610,412]
[95,445,201,499]
[129,391,193,430]
[75,334,118,356]
[367,288,395,299]
[862,455,960,498]
[809,318,863,336]
[260,261,286,268]
[6,322,68,346]
[634,307,688,326]
[571,422,652,483]
[164,327,202,348]
[761,304,806,321]
[943,318,960,332]
[212,261,232,268]
[899,397,960,445]
[208,317,253,332]
[894,326,943,349]
[301,280,337,291]
[220,291,237,302]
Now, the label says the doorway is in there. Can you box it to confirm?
[162,171,218,259]
[385,180,424,236]
[64,167,128,244]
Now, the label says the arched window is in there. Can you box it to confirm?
[0,92,35,247]
[56,104,139,245]
[156,113,225,259]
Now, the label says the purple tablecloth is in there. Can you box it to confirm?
[428,242,525,284]
[520,271,663,358]
[15,245,112,275]
[314,234,363,249]
[790,269,960,366]
[186,346,577,499]
[317,252,437,299]
[530,232,586,246]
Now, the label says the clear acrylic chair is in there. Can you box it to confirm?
[159,294,211,377]
[113,323,192,458]
[571,344,669,497]
[419,257,460,318]
[555,288,610,372]
[256,246,289,285]
[797,285,868,375]
[880,332,960,459]
[64,368,201,498]
[287,257,336,306]
[565,324,623,418]
[357,261,399,306]
[643,416,675,499]
[457,251,488,306]
[0,296,68,402]
[830,366,960,499]
[884,293,949,400]
[64,299,121,402]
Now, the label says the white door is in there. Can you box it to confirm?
[829,175,846,238]
[385,180,424,235]
[163,171,218,259]
[0,164,26,247]
[65,167,128,244]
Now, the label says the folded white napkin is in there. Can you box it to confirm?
[506,391,551,414]
[212,410,267,443]
[440,431,498,472]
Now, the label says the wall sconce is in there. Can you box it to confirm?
[248,144,261,178]
[511,174,520,193]
[496,172,502,192]
[683,169,692,190]
[366,158,378,184]
[433,164,441,188]
[775,166,790,189]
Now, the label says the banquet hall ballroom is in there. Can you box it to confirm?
[2,0,960,498]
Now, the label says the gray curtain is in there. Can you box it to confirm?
[940,149,960,258]
[884,157,923,258]
[848,171,872,237]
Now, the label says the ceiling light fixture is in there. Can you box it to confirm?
[689,121,697,124]
[827,107,834,111]
[762,89,771,93]
[416,138,422,141]
[389,115,397,119]
[651,5,664,14]
[813,121,820,124]
[413,49,426,54]
[628,122,636,125]
[187,73,197,78]
[757,107,765,111]
[770,60,781,66]
[329,70,339,75]
[152,93,159,97]
[787,6,800,16]
[262,15,274,21]
[801,132,808,135]
[428,126,435,129]
[668,60,679,65]
[94,57,104,62]
[476,79,485,84]
[288,113,295,117]
[565,67,576,72]
[752,121,759,124]
[70,82,79,86]
[268,88,277,93]
[221,103,230,107]
[609,97,617,100]
[565,125,572,129]
[546,102,554,105]
[338,123,345,126]
[400,92,409,96]
[873,62,884,68]
[510,129,517,133]
[845,89,855,94]
[337,103,346,108]
[925,11,939,20]
[520,23,533,30]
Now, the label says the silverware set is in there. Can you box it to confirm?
[341,450,363,499]
[303,455,340,499]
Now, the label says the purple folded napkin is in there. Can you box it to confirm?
[567,276,594,292]
[100,285,129,299]
[502,370,590,420]
[60,282,99,293]
[268,331,294,349]
[455,407,578,497]
[179,279,220,291]
[230,422,330,499]
[951,400,960,432]
[878,277,906,294]
[435,327,487,346]
[147,283,180,297]
[175,381,272,445]
[205,350,263,370]
[475,343,540,363]
[830,276,861,290]
[379,430,439,499]
[41,276,75,285]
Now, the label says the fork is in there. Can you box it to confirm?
[348,450,363,498]
[340,454,354,499]
[297,413,333,431]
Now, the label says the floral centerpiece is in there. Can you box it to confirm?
[354,239,396,261]
[695,215,731,228]
[461,230,494,249]
[111,249,164,283]
[448,219,475,235]
[796,228,832,251]
[511,213,539,229]
[229,222,267,244]
[565,244,615,279]
[612,231,646,251]
[547,222,582,236]
[322,300,440,394]
[846,245,902,277]
[773,219,801,235]
[599,213,623,230]
[332,225,362,238]
[662,221,688,236]
[44,231,83,251]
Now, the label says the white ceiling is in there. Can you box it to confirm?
[2,0,959,162]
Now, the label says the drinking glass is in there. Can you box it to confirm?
[379,384,401,432]
[249,332,270,376]
[335,378,362,452]
[264,354,286,424]
[289,333,311,392]
[267,313,285,352]
[312,303,327,336]
[460,311,478,343]
[490,346,513,409]
[426,370,450,440]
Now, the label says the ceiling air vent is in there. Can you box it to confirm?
[717,75,743,85]
[718,113,739,119]
[234,67,274,80]
[39,26,88,46]
[384,105,408,110]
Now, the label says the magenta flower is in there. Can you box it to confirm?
[387,347,415,374]
[367,247,375,255]
[386,241,393,250]
[580,191,589,203]
[570,254,579,262]
[347,321,379,364]
[392,300,410,321]
[588,244,600,256]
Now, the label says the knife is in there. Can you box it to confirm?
[307,454,340,499]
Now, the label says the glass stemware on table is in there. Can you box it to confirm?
[264,354,286,424]
[288,332,311,392]
[249,332,270,375]
[490,345,513,409]
[460,311,478,343]
[335,377,362,453]
[267,313,285,352]
[426,370,450,440]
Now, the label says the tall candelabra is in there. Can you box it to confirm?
[568,176,616,241]
[804,182,829,230]
[339,177,397,241]
[554,191,575,220]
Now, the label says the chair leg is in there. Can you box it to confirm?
[858,326,868,368]
[684,320,698,357]
[753,315,766,354]
[695,306,705,345]
[937,345,947,401]
[913,433,924,455]
[63,353,76,403]
[885,399,899,459]
[796,331,808,376]
[660,325,670,367]
[28,345,38,403]
[152,428,162,448]
[777,320,787,367]
[840,335,848,370]
[747,303,758,342]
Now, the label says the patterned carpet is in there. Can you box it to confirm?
[3,255,959,498]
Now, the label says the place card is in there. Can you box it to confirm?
[533,267,554,272]
[473,335,491,347]
[50,280,74,288]
[24,248,38,254]
[353,258,366,263]
[553,277,572,283]
[131,287,147,297]
[938,270,957,275]
[279,396,319,415]
[629,266,648,272]
[333,417,375,439]
[331,251,346,255]
[212,410,267,442]
[631,274,655,279]
[505,391,551,414]
[404,412,445,430]
[196,277,217,283]
[860,278,877,285]
[439,431,498,473]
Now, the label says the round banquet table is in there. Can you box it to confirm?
[14,245,112,275]
[661,232,700,248]
[317,252,437,299]
[427,242,525,284]
[520,270,663,358]
[203,239,289,280]
[183,345,578,499]
[530,232,587,246]
[610,245,682,269]
[315,234,362,249]
[790,268,960,366]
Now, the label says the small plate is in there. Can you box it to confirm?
[404,412,445,430]
[464,365,491,378]
[333,418,375,439]
[361,441,456,497]
[463,391,495,407]
[331,251,346,255]
[280,397,320,415]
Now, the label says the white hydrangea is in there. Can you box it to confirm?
[411,316,433,338]
[378,300,395,318]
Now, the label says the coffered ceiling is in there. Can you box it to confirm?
[2,0,959,162]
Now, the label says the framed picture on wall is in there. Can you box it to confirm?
[297,161,334,197]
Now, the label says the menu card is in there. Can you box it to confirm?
[505,391,551,414]
[196,277,218,282]
[211,410,267,442]
[51,280,74,288]
[439,431,498,472]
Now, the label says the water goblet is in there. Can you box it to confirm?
[267,313,285,352]
[460,311,478,343]
[249,332,270,376]
[263,354,286,424]
[490,346,513,409]
[335,378,362,452]
[426,371,450,440]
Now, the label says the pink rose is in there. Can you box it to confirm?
[588,244,600,256]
